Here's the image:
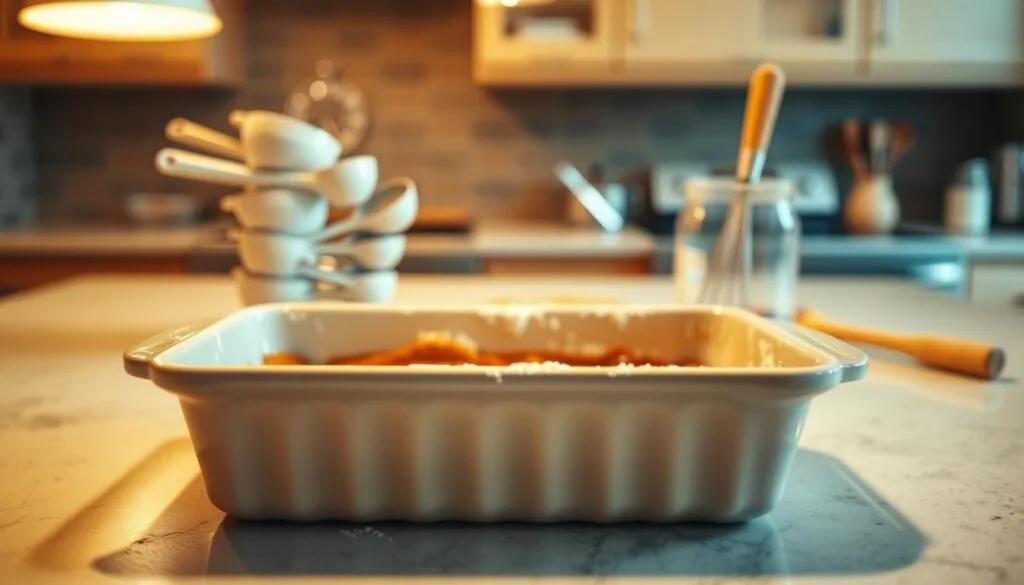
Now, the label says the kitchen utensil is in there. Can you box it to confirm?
[226,110,342,170]
[842,119,911,235]
[944,158,992,236]
[868,120,890,175]
[565,163,629,228]
[154,148,378,208]
[700,62,786,307]
[888,122,915,170]
[232,267,333,305]
[124,304,867,522]
[298,267,398,302]
[231,267,398,305]
[315,177,419,242]
[165,117,244,162]
[220,188,329,235]
[796,308,1005,380]
[677,178,799,318]
[840,118,868,180]
[231,229,407,274]
[553,161,625,232]
[285,59,371,154]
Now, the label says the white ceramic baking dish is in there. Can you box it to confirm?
[124,303,867,523]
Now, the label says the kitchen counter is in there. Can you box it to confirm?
[2,222,1024,264]
[652,233,1020,261]
[0,224,213,257]
[951,233,1024,262]
[0,275,1022,584]
[0,222,655,259]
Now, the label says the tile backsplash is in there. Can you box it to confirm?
[0,88,35,228]
[6,0,1018,226]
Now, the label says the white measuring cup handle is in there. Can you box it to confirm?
[296,264,355,288]
[165,118,245,161]
[315,211,363,243]
[155,148,254,187]
[314,177,417,243]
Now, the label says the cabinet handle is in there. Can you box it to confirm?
[875,0,899,46]
[630,0,649,44]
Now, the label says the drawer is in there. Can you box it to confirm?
[969,263,1024,311]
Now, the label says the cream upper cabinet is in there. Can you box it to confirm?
[622,0,757,64]
[622,0,862,81]
[473,0,617,83]
[472,0,1023,86]
[622,0,864,65]
[752,0,862,66]
[867,0,1023,65]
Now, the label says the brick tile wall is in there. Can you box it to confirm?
[5,0,1015,225]
[0,88,35,228]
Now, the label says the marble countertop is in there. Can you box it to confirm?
[0,275,1021,584]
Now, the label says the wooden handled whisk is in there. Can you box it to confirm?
[699,63,787,307]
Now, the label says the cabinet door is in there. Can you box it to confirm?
[868,0,1023,65]
[752,0,861,65]
[622,0,861,81]
[623,0,756,64]
[474,0,616,73]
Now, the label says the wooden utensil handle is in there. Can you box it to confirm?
[913,337,1006,381]
[796,309,1006,380]
[738,63,786,181]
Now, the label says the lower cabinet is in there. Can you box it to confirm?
[968,262,1024,311]
[0,255,190,290]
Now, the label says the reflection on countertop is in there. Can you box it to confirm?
[1,220,1024,262]
[0,223,220,256]
[0,221,657,260]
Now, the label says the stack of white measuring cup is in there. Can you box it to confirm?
[155,110,418,306]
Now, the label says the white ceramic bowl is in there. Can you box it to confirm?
[231,110,342,171]
[233,230,406,275]
[221,188,328,235]
[232,267,320,305]
[320,154,378,209]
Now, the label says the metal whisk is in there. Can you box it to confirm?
[699,63,787,308]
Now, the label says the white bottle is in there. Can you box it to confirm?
[945,159,991,236]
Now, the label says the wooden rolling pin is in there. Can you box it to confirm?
[795,308,1006,380]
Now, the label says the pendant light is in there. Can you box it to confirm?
[18,0,222,42]
[477,0,556,6]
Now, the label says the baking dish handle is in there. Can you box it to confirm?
[123,321,211,379]
[776,322,869,383]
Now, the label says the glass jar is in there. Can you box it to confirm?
[674,178,801,319]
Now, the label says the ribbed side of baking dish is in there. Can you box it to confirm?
[179,394,809,522]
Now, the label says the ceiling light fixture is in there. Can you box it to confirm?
[18,0,222,42]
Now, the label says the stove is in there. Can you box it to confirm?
[640,161,967,296]
[638,161,841,236]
